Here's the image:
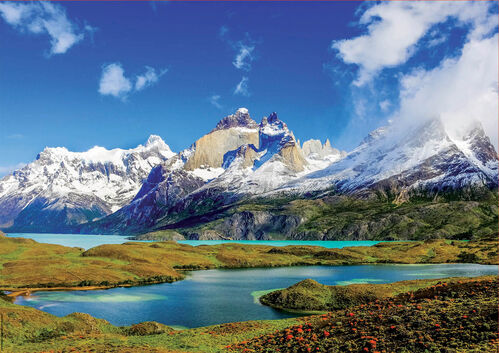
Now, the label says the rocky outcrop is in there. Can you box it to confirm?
[222,144,259,169]
[207,211,302,240]
[211,107,259,132]
[184,108,259,170]
[256,112,307,172]
[302,138,347,161]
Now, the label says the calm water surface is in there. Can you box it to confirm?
[6,233,384,250]
[16,264,497,328]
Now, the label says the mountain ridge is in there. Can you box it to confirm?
[1,108,497,239]
[0,135,175,231]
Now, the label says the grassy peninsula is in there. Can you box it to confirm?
[0,235,497,292]
[0,276,496,352]
[1,234,497,352]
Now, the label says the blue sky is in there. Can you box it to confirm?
[0,1,497,176]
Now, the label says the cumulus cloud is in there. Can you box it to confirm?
[98,63,132,99]
[0,1,90,55]
[135,66,167,91]
[332,1,497,86]
[99,63,166,100]
[329,1,498,151]
[234,76,250,96]
[395,33,498,148]
[232,42,255,71]
[209,95,223,109]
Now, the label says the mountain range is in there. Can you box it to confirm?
[1,108,497,240]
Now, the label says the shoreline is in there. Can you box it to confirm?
[3,261,497,299]
[1,235,497,299]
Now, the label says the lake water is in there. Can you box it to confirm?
[5,233,384,250]
[16,264,497,328]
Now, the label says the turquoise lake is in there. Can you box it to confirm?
[15,264,498,328]
[8,233,496,328]
[5,233,384,250]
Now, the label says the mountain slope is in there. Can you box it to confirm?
[0,136,175,232]
[83,109,343,234]
[2,109,496,239]
[143,117,498,240]
[280,118,498,198]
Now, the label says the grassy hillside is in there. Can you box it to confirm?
[231,277,498,353]
[259,276,497,312]
[286,193,499,240]
[1,276,496,352]
[144,191,498,241]
[1,236,497,291]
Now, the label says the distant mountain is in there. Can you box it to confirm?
[82,108,342,234]
[280,118,498,199]
[1,108,497,240]
[0,136,175,232]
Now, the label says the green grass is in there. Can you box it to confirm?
[1,234,497,290]
[259,275,497,312]
[143,191,499,242]
[2,276,496,353]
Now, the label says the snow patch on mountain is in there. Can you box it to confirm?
[279,118,498,195]
[0,135,175,229]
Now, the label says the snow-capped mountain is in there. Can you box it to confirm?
[82,109,343,233]
[0,135,175,231]
[1,108,496,236]
[280,118,498,198]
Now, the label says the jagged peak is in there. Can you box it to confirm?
[212,108,258,132]
[236,107,249,114]
[267,112,279,124]
[259,112,290,138]
[145,134,166,147]
[360,126,389,146]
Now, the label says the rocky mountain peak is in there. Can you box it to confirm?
[184,109,260,171]
[260,112,289,134]
[450,120,498,173]
[267,112,279,124]
[212,108,258,132]
[146,134,167,147]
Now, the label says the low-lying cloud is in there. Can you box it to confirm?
[330,1,498,150]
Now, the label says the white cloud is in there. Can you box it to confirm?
[135,66,167,91]
[232,43,255,71]
[220,30,258,72]
[395,33,498,149]
[234,76,250,96]
[379,100,391,112]
[98,63,132,99]
[209,95,223,109]
[0,1,89,55]
[0,163,26,177]
[332,1,497,86]
[99,63,166,100]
